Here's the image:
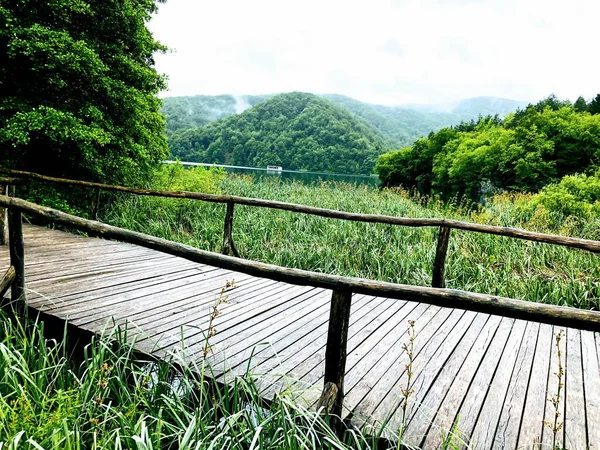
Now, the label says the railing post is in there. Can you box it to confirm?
[432,226,451,288]
[8,186,26,311]
[221,201,240,257]
[0,183,8,245]
[317,289,352,424]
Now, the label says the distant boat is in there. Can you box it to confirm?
[266,165,283,172]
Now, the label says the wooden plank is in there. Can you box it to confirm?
[148,284,321,359]
[330,304,450,420]
[25,250,168,280]
[206,287,330,375]
[582,331,600,448]
[540,326,567,449]
[137,280,309,354]
[77,271,255,328]
[420,315,506,449]
[468,319,528,449]
[255,295,390,399]
[405,313,495,446]
[27,260,201,309]
[516,323,553,449]
[131,277,278,340]
[491,321,540,449]
[226,294,375,377]
[563,328,586,449]
[370,309,478,440]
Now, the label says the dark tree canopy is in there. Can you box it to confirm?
[0,0,168,185]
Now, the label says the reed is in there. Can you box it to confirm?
[102,173,599,310]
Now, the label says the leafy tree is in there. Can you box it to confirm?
[589,94,600,115]
[376,95,600,202]
[574,96,589,112]
[0,0,168,185]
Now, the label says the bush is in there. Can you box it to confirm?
[524,173,600,219]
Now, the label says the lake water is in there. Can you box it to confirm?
[169,161,380,187]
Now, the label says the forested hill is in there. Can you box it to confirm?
[163,94,526,149]
[168,92,388,174]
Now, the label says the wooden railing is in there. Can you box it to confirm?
[1,170,600,420]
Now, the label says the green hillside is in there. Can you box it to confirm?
[168,92,387,174]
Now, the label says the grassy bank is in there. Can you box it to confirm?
[101,166,600,310]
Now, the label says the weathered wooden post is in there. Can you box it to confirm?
[0,183,8,245]
[221,201,240,257]
[91,187,101,219]
[317,289,352,426]
[432,226,451,288]
[7,186,26,311]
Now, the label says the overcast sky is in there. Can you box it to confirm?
[149,0,600,106]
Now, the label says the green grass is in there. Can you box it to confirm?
[0,309,392,449]
[102,173,600,310]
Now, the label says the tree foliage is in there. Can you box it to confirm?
[376,95,600,202]
[0,0,168,184]
[168,92,387,174]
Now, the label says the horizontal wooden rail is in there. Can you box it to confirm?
[2,168,600,253]
[2,194,600,331]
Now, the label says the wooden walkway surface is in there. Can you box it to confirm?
[1,225,599,449]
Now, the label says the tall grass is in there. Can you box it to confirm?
[102,171,600,310]
[0,309,386,449]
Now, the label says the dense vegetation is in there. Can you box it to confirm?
[168,92,388,174]
[104,167,599,310]
[0,309,387,449]
[376,95,600,212]
[0,0,167,185]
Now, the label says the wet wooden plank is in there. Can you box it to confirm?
[491,321,540,449]
[516,323,553,449]
[564,328,586,449]
[582,332,600,449]
[468,319,528,449]
[406,313,495,446]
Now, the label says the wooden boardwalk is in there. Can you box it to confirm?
[1,225,599,449]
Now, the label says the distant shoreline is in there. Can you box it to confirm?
[163,160,378,179]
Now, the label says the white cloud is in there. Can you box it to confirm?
[149,0,600,105]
